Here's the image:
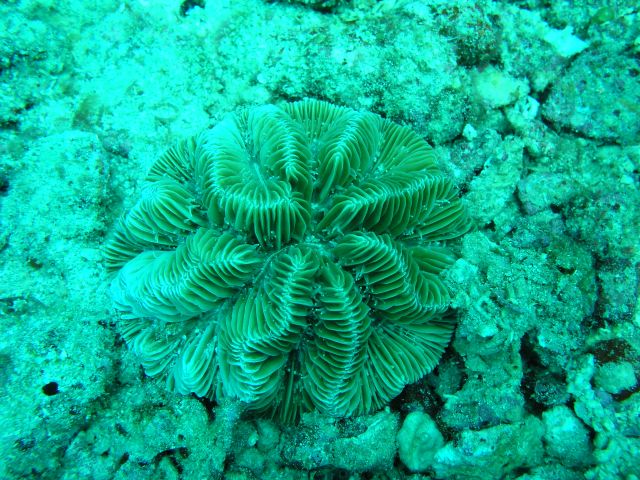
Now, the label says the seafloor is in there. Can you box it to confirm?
[0,0,639,479]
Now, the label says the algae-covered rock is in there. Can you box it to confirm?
[440,374,526,430]
[283,411,399,473]
[517,464,585,480]
[596,261,639,324]
[62,394,233,479]
[542,405,592,467]
[0,11,68,130]
[433,416,544,479]
[568,355,616,433]
[473,66,529,109]
[498,5,583,92]
[588,435,640,480]
[517,170,574,216]
[0,131,112,479]
[542,51,640,145]
[594,361,637,395]
[431,0,502,67]
[397,411,444,472]
[465,135,524,228]
[274,0,342,10]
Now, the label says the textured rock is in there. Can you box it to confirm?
[433,416,544,479]
[542,52,640,144]
[594,362,637,395]
[283,411,399,473]
[542,405,592,467]
[397,411,444,472]
[473,66,529,108]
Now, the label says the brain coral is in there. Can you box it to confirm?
[105,99,469,422]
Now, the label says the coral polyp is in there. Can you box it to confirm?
[105,99,469,422]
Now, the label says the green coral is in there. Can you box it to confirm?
[105,99,469,422]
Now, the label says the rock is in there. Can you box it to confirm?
[542,51,640,145]
[541,26,589,58]
[433,416,544,479]
[283,411,399,473]
[594,361,637,395]
[397,411,444,472]
[473,66,529,108]
[542,405,592,467]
